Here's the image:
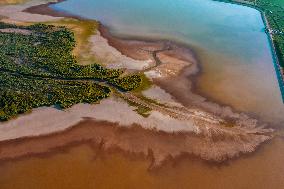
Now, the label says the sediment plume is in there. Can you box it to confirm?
[0,119,273,168]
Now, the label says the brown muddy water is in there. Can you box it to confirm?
[0,138,283,189]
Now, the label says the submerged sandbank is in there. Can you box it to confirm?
[0,118,274,167]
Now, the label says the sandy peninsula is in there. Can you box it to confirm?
[0,0,274,165]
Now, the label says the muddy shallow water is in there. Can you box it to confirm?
[0,137,283,189]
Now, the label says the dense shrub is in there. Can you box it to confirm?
[0,22,141,121]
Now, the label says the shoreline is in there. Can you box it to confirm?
[0,0,275,164]
[23,0,86,20]
[261,12,284,102]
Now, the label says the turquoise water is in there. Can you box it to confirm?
[53,0,265,60]
[52,0,284,124]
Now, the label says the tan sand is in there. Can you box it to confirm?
[142,85,182,107]
[0,0,61,23]
[0,97,198,142]
[89,31,154,70]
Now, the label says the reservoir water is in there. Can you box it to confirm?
[1,0,284,188]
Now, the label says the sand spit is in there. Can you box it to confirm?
[0,0,275,163]
[98,25,197,77]
[0,120,273,167]
[89,31,153,70]
[0,96,202,141]
[0,95,273,163]
[142,86,182,107]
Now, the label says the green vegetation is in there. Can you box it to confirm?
[108,74,142,91]
[118,94,151,118]
[132,73,152,93]
[45,19,101,64]
[275,40,284,67]
[228,0,284,71]
[0,22,142,121]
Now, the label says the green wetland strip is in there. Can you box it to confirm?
[0,22,142,121]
